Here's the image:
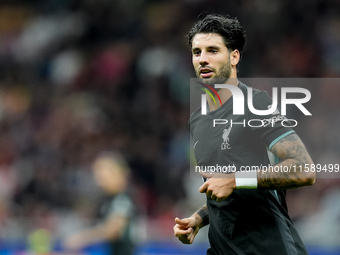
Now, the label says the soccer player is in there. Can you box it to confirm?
[173,14,315,255]
[63,152,135,255]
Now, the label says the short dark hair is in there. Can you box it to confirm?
[188,14,246,57]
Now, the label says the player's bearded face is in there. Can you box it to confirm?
[192,33,233,86]
[196,59,231,86]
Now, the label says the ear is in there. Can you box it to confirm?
[230,50,240,67]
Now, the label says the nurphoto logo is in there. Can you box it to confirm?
[198,83,312,128]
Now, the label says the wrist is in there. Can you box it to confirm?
[231,173,237,190]
[235,171,258,189]
[192,213,204,229]
[195,207,209,228]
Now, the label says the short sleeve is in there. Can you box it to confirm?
[108,193,134,218]
[247,90,295,150]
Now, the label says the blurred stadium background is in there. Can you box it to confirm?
[0,0,339,254]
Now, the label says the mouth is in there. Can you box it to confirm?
[199,68,214,78]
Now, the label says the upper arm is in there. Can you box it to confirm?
[270,133,316,185]
[258,133,315,189]
[270,133,313,164]
[100,194,133,239]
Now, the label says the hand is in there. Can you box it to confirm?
[199,172,236,202]
[62,233,86,251]
[173,216,200,244]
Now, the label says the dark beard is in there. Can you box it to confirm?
[198,62,231,87]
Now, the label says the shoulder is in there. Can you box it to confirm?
[188,106,202,132]
[189,107,201,122]
[239,82,276,111]
[109,193,134,216]
[240,82,271,100]
[113,193,134,208]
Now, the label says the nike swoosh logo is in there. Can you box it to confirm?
[193,140,199,149]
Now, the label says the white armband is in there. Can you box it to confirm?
[235,171,258,189]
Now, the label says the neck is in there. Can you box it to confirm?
[206,76,238,112]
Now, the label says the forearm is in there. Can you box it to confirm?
[234,134,316,190]
[75,216,127,247]
[193,204,209,228]
[74,224,120,246]
[257,158,315,189]
[77,228,107,245]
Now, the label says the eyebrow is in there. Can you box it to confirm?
[192,45,221,52]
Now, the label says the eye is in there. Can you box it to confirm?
[210,48,218,53]
[193,50,201,56]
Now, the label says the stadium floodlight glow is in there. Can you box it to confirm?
[201,85,312,116]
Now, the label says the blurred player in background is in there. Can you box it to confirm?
[63,151,135,255]
[173,14,316,255]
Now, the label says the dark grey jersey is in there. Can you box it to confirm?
[99,193,135,255]
[189,82,308,255]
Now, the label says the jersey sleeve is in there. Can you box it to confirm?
[107,193,134,218]
[247,90,295,150]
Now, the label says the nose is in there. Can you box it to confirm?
[199,51,209,65]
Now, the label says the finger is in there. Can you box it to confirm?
[187,228,194,239]
[174,227,192,236]
[178,235,191,244]
[199,171,215,179]
[199,182,208,193]
[174,224,188,232]
[189,234,195,244]
[210,194,217,200]
[187,229,196,244]
[175,217,190,226]
[216,197,226,202]
[200,171,229,179]
[174,229,191,237]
